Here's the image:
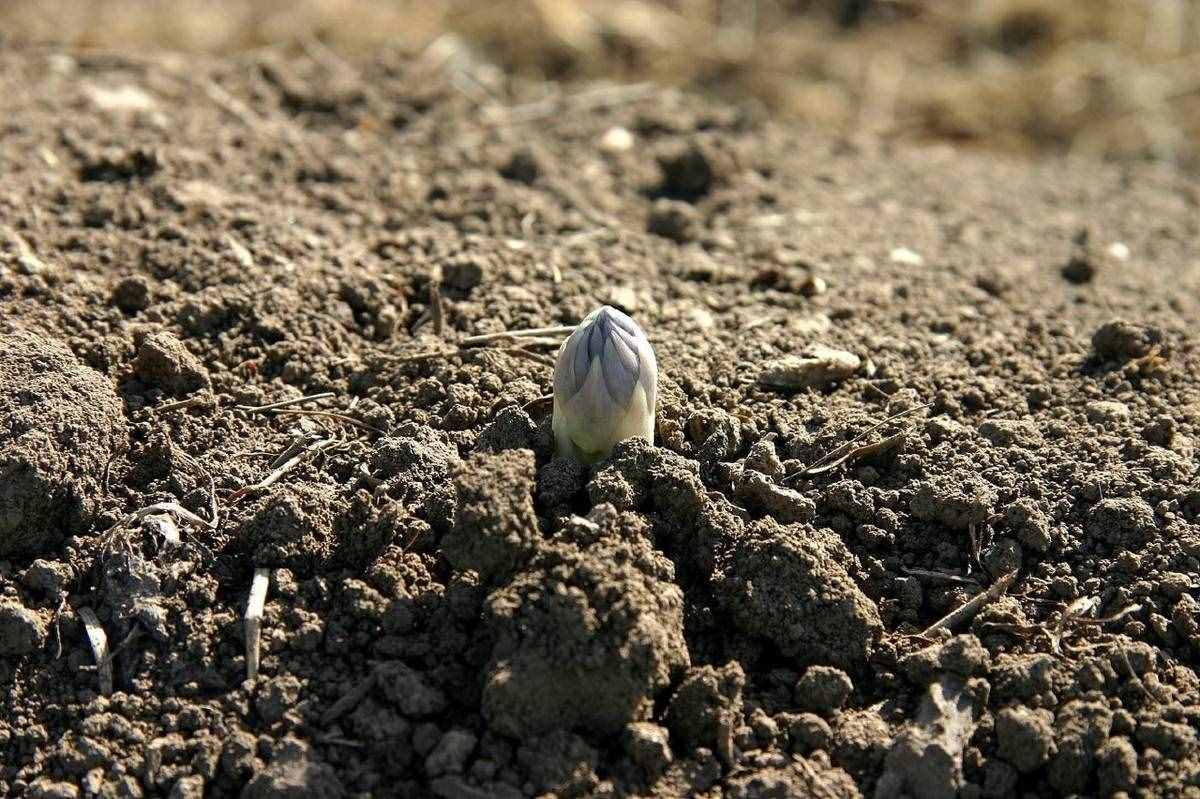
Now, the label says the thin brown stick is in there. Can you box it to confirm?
[901,567,982,587]
[785,402,929,483]
[461,325,576,346]
[498,82,658,125]
[497,348,556,368]
[397,348,455,363]
[153,395,209,413]
[261,408,386,435]
[229,437,336,503]
[236,392,336,413]
[920,571,1017,639]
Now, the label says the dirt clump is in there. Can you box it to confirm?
[237,483,342,575]
[0,330,126,559]
[0,601,47,656]
[713,519,882,671]
[482,506,688,737]
[795,666,854,713]
[240,738,344,799]
[441,449,539,584]
[1091,318,1165,362]
[132,330,211,397]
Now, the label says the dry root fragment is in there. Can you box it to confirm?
[77,607,112,696]
[921,571,1016,639]
[245,568,270,681]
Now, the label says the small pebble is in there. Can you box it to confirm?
[889,247,924,266]
[599,126,634,153]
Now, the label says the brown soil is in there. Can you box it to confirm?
[1,45,1199,799]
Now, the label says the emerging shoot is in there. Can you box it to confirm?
[553,305,657,463]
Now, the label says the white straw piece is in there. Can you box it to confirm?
[245,568,271,680]
[77,607,112,695]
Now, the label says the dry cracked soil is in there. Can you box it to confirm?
[1,45,1200,799]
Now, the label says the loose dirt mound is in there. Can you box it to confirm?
[0,47,1198,798]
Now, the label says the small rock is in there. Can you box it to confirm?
[782,712,832,753]
[794,666,853,714]
[657,141,724,199]
[800,275,828,297]
[889,247,924,266]
[647,198,700,244]
[599,126,634,153]
[622,722,672,779]
[426,729,477,777]
[1091,319,1163,362]
[134,331,210,397]
[758,347,861,390]
[111,275,151,312]
[1107,242,1131,261]
[27,780,80,799]
[0,602,47,656]
[995,707,1055,773]
[22,559,74,599]
[499,146,541,184]
[1086,400,1130,424]
[86,83,157,113]
[1060,253,1096,284]
[442,256,487,291]
[168,776,204,799]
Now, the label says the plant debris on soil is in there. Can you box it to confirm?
[1,43,1199,799]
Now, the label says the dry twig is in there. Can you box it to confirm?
[785,403,928,483]
[229,436,336,503]
[461,324,576,346]
[921,571,1017,639]
[235,392,336,413]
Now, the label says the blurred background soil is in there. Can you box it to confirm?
[4,0,1200,168]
